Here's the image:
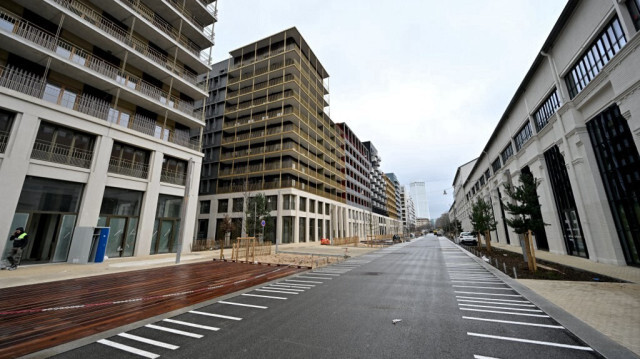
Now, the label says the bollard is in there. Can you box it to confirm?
[495,258,498,267]
[503,262,507,273]
[513,267,517,279]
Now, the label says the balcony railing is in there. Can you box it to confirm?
[46,1,207,81]
[31,139,93,168]
[0,9,197,117]
[108,158,149,179]
[0,130,8,153]
[166,0,214,38]
[0,65,201,151]
[161,168,186,185]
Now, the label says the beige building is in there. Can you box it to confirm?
[0,0,217,264]
[453,0,640,266]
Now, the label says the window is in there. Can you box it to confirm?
[299,217,306,242]
[565,17,627,98]
[299,196,307,211]
[309,199,315,213]
[266,195,277,211]
[318,201,323,214]
[492,158,502,173]
[514,122,533,151]
[197,219,209,239]
[484,169,491,181]
[534,89,561,131]
[500,143,514,164]
[218,199,228,213]
[283,194,295,210]
[309,218,315,241]
[109,142,150,179]
[32,122,95,168]
[161,156,188,185]
[232,198,244,212]
[627,0,640,31]
[0,109,15,153]
[326,203,330,214]
[200,200,211,214]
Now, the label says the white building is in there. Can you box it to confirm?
[400,185,416,233]
[0,0,217,264]
[409,181,430,220]
[451,159,477,232]
[454,0,640,266]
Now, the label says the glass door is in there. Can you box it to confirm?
[3,213,29,265]
[52,215,76,262]
[123,218,138,257]
[157,220,174,254]
[106,217,127,258]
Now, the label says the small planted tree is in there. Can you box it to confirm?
[244,193,272,240]
[503,172,547,272]
[220,214,235,247]
[469,198,497,253]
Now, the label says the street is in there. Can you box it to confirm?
[56,235,602,358]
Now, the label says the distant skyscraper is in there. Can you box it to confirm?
[409,182,430,219]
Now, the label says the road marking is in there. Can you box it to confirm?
[218,301,268,309]
[98,339,159,358]
[277,282,315,287]
[145,324,203,338]
[455,291,522,297]
[460,308,549,317]
[457,299,535,307]
[255,289,299,295]
[452,285,512,290]
[459,304,542,312]
[308,272,341,276]
[189,311,242,321]
[269,283,311,289]
[117,333,178,349]
[286,279,323,284]
[242,293,287,300]
[474,355,501,359]
[296,276,332,280]
[463,316,564,329]
[456,296,530,303]
[264,286,305,291]
[163,318,219,331]
[467,332,593,351]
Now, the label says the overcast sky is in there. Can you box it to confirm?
[209,0,568,218]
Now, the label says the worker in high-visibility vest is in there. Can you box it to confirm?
[7,227,28,271]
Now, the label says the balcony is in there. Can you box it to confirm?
[31,139,93,169]
[161,168,186,186]
[0,65,201,151]
[108,158,149,179]
[0,130,8,153]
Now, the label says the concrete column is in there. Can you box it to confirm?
[135,150,163,256]
[180,158,201,254]
[529,156,565,254]
[276,191,282,245]
[293,212,299,243]
[0,113,39,252]
[75,136,113,227]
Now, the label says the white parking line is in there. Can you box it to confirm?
[451,280,503,283]
[463,316,564,329]
[163,318,220,331]
[189,311,242,321]
[456,296,530,303]
[286,279,323,284]
[255,289,299,295]
[452,286,512,290]
[455,291,522,297]
[467,332,593,351]
[308,272,341,276]
[457,299,535,307]
[218,301,267,309]
[264,285,305,291]
[474,355,501,359]
[460,308,549,317]
[458,304,543,312]
[242,293,287,300]
[296,276,332,280]
[145,324,203,338]
[269,283,311,289]
[98,339,159,358]
[117,333,179,350]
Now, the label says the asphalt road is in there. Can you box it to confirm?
[55,235,603,358]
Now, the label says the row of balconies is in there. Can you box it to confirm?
[0,65,201,151]
[217,178,344,203]
[0,9,201,118]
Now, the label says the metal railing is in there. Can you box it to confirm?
[0,130,8,153]
[108,157,149,179]
[161,168,186,185]
[31,139,93,168]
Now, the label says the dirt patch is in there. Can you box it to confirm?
[248,253,343,268]
[459,243,624,282]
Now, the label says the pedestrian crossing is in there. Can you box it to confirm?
[441,239,596,358]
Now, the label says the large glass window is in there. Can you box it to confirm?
[514,122,533,151]
[283,194,295,210]
[109,142,150,179]
[32,122,95,168]
[318,202,323,214]
[218,199,228,213]
[299,196,307,211]
[232,198,244,212]
[160,156,187,185]
[533,89,560,131]
[500,143,514,164]
[565,17,627,98]
[151,195,182,254]
[17,176,83,213]
[200,200,211,214]
[299,217,306,242]
[0,109,15,153]
[629,0,640,31]
[99,187,143,258]
[282,216,294,243]
[309,199,315,213]
[309,218,315,241]
[491,158,502,173]
[266,195,277,211]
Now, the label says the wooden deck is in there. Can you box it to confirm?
[0,260,305,358]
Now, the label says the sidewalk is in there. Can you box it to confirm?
[0,241,379,289]
[489,241,640,357]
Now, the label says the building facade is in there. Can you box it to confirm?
[454,0,640,266]
[363,141,387,216]
[337,122,371,211]
[400,185,416,233]
[0,0,217,264]
[409,181,431,221]
[451,159,477,233]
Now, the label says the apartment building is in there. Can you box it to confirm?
[0,0,216,264]
[454,0,640,266]
[400,185,416,233]
[384,172,401,220]
[363,141,386,216]
[409,181,431,221]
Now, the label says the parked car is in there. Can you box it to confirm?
[458,232,477,246]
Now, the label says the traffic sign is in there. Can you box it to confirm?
[261,220,266,227]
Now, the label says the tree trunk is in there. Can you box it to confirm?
[477,232,482,248]
[485,230,492,253]
[523,230,535,272]
[528,230,537,272]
